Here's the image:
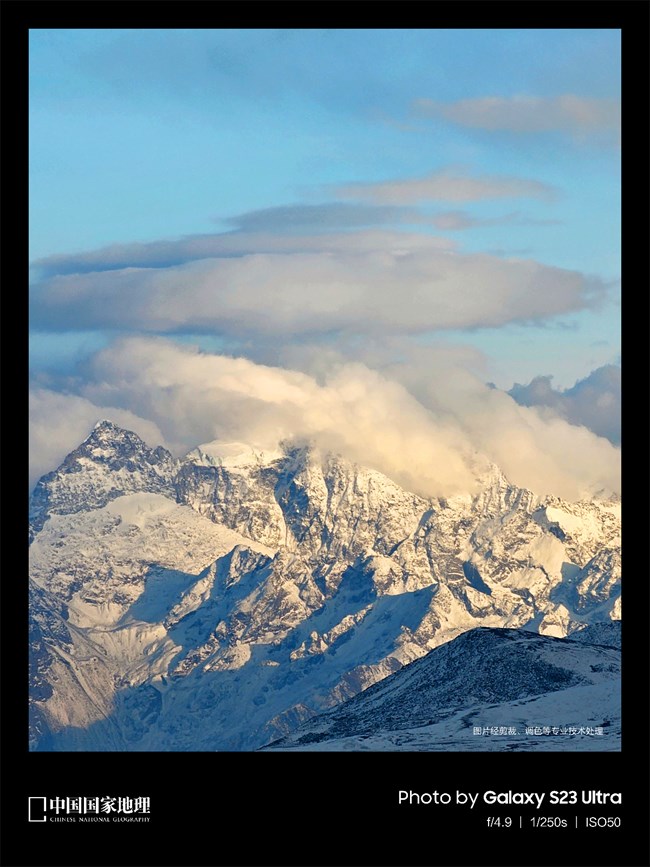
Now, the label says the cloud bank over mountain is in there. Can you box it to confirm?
[29,338,620,501]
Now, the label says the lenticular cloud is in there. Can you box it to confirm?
[30,233,603,337]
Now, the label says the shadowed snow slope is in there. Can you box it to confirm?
[264,625,621,751]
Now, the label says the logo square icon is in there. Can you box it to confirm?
[28,797,47,822]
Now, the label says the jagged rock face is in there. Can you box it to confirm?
[175,458,287,548]
[28,424,621,751]
[29,420,177,539]
[176,448,429,566]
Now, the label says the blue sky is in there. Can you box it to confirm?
[29,29,621,498]
[30,29,620,272]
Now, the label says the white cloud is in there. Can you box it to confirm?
[32,230,455,279]
[32,337,620,502]
[77,337,481,497]
[31,235,603,337]
[337,170,556,204]
[413,95,621,140]
[405,363,620,500]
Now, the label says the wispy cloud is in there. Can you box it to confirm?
[224,203,561,234]
[337,169,557,204]
[33,181,562,282]
[31,230,455,280]
[425,211,561,231]
[413,95,620,141]
[223,202,415,233]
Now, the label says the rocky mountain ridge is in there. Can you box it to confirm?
[263,624,621,751]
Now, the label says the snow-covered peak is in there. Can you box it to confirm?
[185,440,285,469]
[79,420,165,458]
[29,421,178,539]
[92,418,122,432]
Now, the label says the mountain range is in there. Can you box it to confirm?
[28,421,621,751]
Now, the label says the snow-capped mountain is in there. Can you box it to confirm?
[28,422,620,751]
[29,420,177,541]
[263,624,621,751]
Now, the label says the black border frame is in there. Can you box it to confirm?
[3,4,648,866]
